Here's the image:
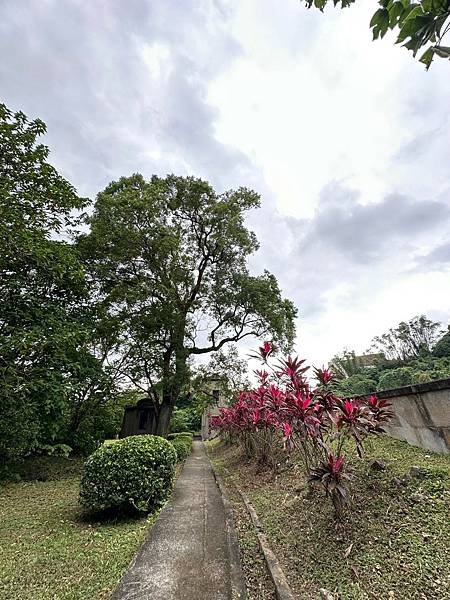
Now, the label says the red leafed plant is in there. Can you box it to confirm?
[210,342,394,518]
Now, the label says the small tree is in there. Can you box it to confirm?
[79,175,297,435]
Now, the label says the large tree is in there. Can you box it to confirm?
[79,174,297,435]
[0,103,90,458]
[302,0,450,69]
[370,314,442,361]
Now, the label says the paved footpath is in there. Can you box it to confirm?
[112,440,245,600]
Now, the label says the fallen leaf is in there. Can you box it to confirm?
[344,542,354,558]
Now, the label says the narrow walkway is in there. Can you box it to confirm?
[112,441,242,600]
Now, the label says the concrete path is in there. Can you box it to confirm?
[112,441,245,600]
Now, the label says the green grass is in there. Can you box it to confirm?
[0,456,160,599]
[210,436,450,600]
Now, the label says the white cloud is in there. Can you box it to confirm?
[208,0,450,217]
[1,0,449,368]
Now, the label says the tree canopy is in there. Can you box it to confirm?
[78,173,297,434]
[370,315,442,361]
[0,102,297,457]
[330,315,450,396]
[0,103,92,458]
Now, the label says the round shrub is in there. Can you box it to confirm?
[79,435,177,513]
[170,436,193,462]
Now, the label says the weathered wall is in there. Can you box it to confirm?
[371,378,450,454]
[201,379,227,440]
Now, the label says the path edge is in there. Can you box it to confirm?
[237,488,296,600]
[110,460,185,600]
[207,447,296,600]
[207,448,248,600]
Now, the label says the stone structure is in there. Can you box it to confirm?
[120,398,157,438]
[201,377,226,440]
[372,378,450,453]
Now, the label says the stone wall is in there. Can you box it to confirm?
[372,378,450,454]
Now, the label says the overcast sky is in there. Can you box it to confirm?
[1,0,449,366]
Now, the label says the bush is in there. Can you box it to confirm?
[70,395,130,456]
[34,443,72,458]
[170,436,193,461]
[79,435,177,513]
[377,367,414,390]
[169,409,191,433]
[169,407,201,433]
[210,343,393,519]
[167,431,193,440]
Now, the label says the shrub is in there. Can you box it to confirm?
[170,437,192,462]
[34,443,73,458]
[170,436,193,462]
[167,431,193,440]
[79,435,177,513]
[70,396,129,456]
[169,407,201,434]
[210,342,393,519]
[169,409,191,433]
[377,367,414,390]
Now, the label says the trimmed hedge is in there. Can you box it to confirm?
[79,435,177,513]
[170,436,193,462]
[167,431,193,441]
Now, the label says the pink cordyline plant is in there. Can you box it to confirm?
[209,342,394,518]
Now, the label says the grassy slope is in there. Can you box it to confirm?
[0,457,159,600]
[210,436,450,600]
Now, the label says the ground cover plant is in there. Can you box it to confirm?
[0,457,160,600]
[209,435,450,599]
[210,342,393,518]
[80,435,176,513]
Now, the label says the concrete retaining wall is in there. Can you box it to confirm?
[371,378,450,454]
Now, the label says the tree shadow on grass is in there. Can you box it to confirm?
[76,503,161,527]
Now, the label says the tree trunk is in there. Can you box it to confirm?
[155,398,173,436]
[155,334,188,436]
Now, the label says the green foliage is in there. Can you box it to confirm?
[78,173,296,435]
[167,431,194,439]
[34,444,73,459]
[433,327,450,357]
[303,0,450,68]
[70,400,121,456]
[169,407,200,433]
[79,435,176,513]
[377,366,415,390]
[409,355,450,381]
[332,373,378,396]
[170,436,193,461]
[370,315,442,361]
[331,316,450,396]
[332,354,450,396]
[0,102,91,460]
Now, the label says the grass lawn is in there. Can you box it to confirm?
[209,436,450,600]
[0,457,160,600]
